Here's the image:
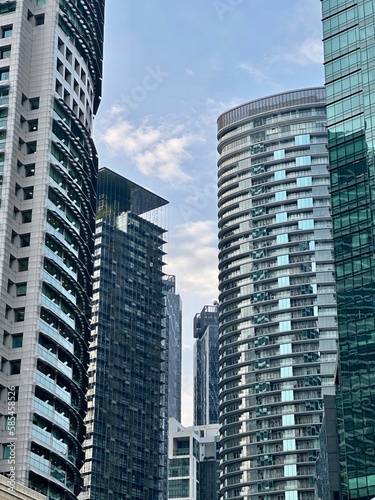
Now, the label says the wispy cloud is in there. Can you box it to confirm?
[97,108,201,183]
[237,62,269,83]
[279,38,323,67]
[168,220,218,300]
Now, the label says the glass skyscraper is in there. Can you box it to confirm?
[193,303,219,426]
[217,89,338,500]
[80,168,168,500]
[0,1,104,499]
[322,1,375,499]
[164,274,182,423]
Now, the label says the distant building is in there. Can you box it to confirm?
[163,275,182,422]
[193,304,219,426]
[80,168,168,500]
[168,418,220,500]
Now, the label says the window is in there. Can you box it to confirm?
[28,119,38,132]
[0,86,9,105]
[35,14,45,26]
[21,210,32,223]
[16,283,27,296]
[0,2,16,14]
[0,46,11,59]
[29,97,39,110]
[26,141,37,154]
[18,258,29,272]
[10,360,21,375]
[0,67,9,80]
[66,47,72,64]
[12,335,23,348]
[37,0,46,5]
[1,25,12,38]
[0,107,7,127]
[14,309,25,322]
[20,233,30,247]
[25,164,35,177]
[23,187,34,199]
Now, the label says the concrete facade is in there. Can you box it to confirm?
[0,1,104,498]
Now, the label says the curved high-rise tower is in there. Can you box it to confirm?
[0,1,104,499]
[217,89,338,500]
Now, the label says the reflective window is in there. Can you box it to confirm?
[277,234,288,244]
[297,176,312,187]
[298,219,314,230]
[296,156,311,166]
[298,197,313,208]
[275,190,286,201]
[284,439,296,451]
[276,212,287,223]
[282,413,295,425]
[278,276,290,287]
[275,169,286,180]
[295,134,310,145]
[274,149,285,159]
[280,366,293,376]
[277,255,289,265]
[280,343,292,355]
[279,298,290,309]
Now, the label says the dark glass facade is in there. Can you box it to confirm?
[322,1,375,499]
[81,168,168,500]
[193,304,219,426]
[164,275,182,422]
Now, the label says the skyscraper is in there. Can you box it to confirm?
[80,168,168,500]
[217,89,338,500]
[163,274,182,422]
[193,303,219,426]
[321,2,375,499]
[0,1,104,498]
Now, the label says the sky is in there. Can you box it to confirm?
[94,0,325,425]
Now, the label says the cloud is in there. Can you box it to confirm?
[167,220,218,300]
[98,109,200,183]
[237,62,269,82]
[167,220,218,426]
[282,38,324,67]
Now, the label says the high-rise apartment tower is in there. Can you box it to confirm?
[0,1,104,498]
[217,89,338,500]
[321,2,375,499]
[81,168,168,500]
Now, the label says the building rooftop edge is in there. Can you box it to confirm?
[217,86,326,130]
[99,166,169,214]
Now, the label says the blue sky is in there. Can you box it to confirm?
[95,0,325,425]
